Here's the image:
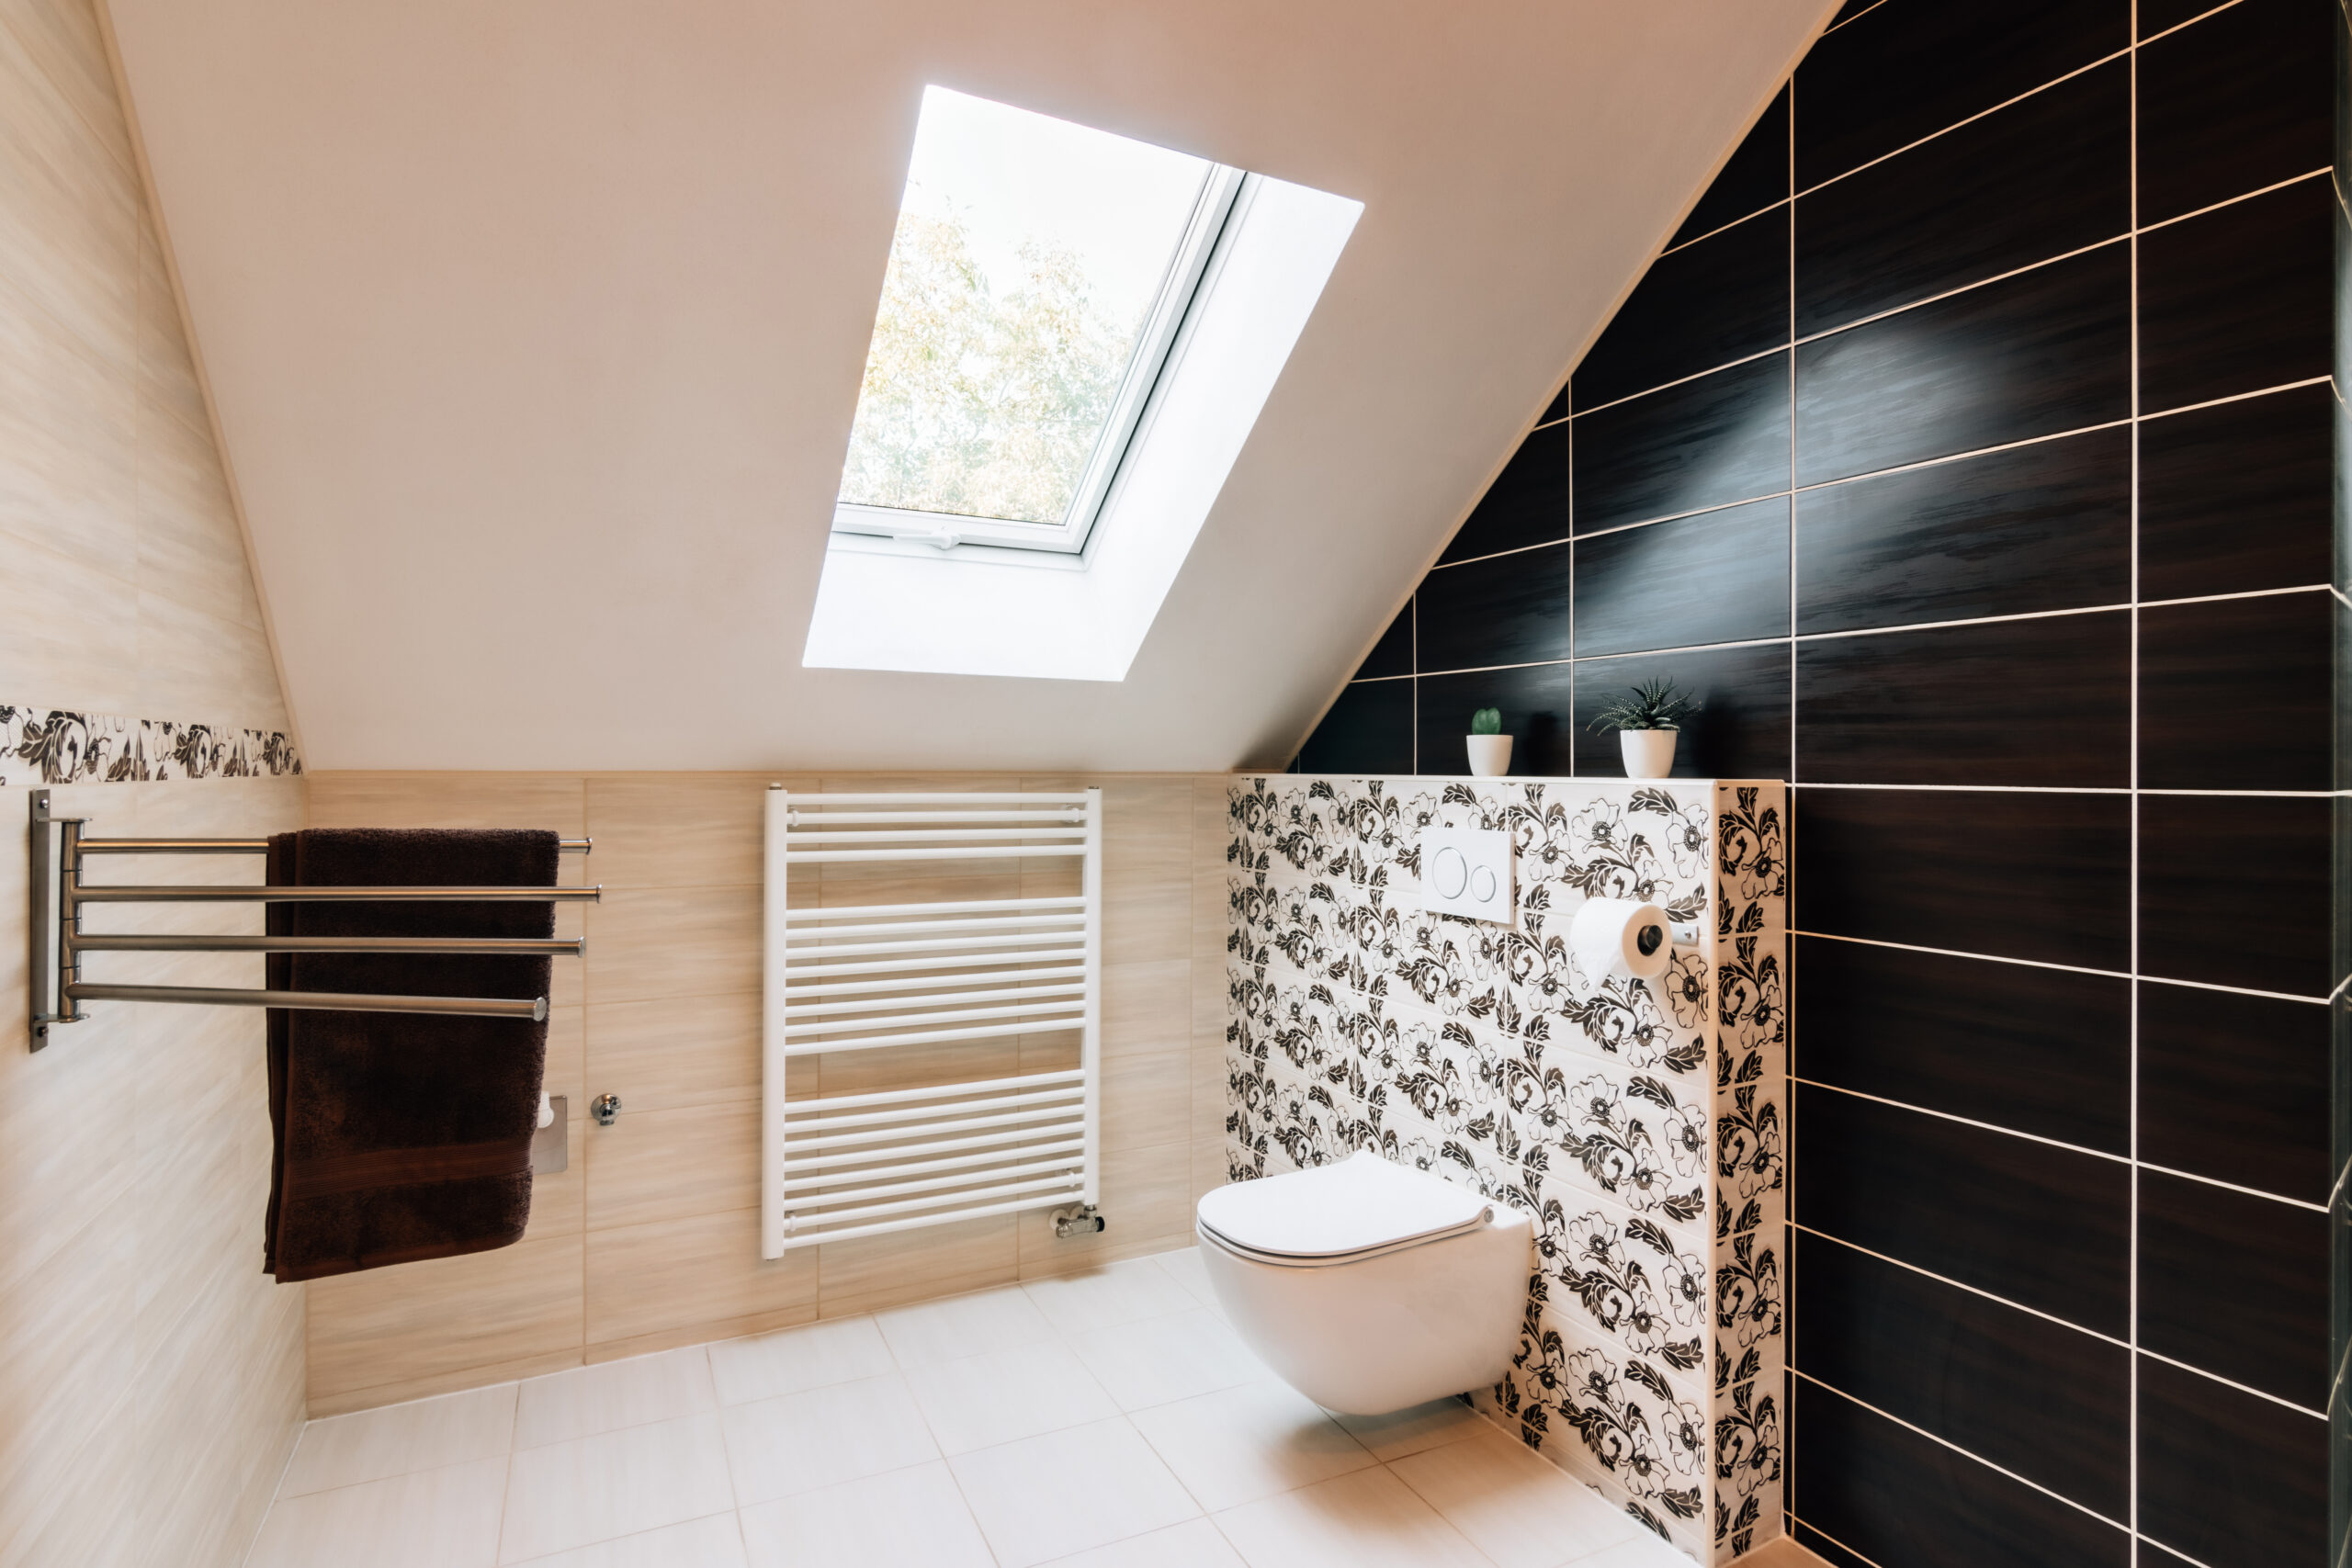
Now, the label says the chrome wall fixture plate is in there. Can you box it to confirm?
[1419,825,1513,922]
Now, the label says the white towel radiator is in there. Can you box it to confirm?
[760,789,1102,1255]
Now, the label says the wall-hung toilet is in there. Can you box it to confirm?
[1195,1151,1532,1416]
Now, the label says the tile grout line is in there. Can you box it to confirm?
[2124,14,2142,1548]
[1790,929,2335,1004]
[1783,66,1802,1548]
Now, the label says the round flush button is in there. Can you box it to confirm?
[1470,866,1498,903]
[1433,846,1468,898]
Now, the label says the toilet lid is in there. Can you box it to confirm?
[1195,1151,1494,1260]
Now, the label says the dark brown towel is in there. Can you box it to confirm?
[264,829,559,1282]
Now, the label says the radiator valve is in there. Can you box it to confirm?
[1051,1203,1105,1239]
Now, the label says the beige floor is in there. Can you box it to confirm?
[243,1247,1690,1568]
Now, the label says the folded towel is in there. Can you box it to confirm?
[264,829,558,1282]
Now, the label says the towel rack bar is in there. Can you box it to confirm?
[775,792,1091,806]
[781,964,1086,1000]
[75,838,594,855]
[775,1122,1081,1170]
[778,1084,1083,1134]
[777,897,1085,922]
[784,1172,1080,1233]
[63,982,548,1021]
[782,812,1081,826]
[782,1154,1082,1204]
[783,998,1084,1039]
[779,1142,1087,1193]
[783,845,1086,864]
[775,1016,1080,1055]
[780,982,1085,1019]
[772,1190,1071,1250]
[776,1107,1083,1155]
[70,883,603,903]
[783,827,1085,844]
[776,1068,1083,1115]
[778,930,1081,961]
[777,913,1085,942]
[777,948,1085,981]
[68,933,587,956]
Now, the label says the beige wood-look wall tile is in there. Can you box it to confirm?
[1017,1135,1193,1278]
[6,1385,136,1568]
[584,1304,819,1368]
[584,773,768,890]
[0,1212,137,1564]
[1191,1044,1228,1150]
[815,1211,1017,1318]
[584,1099,759,1232]
[812,1037,1023,1100]
[306,1234,584,1405]
[585,1207,815,1349]
[1193,1142,1231,1205]
[304,1350,582,1420]
[585,990,760,1111]
[135,590,288,728]
[587,882,761,1005]
[303,773,587,834]
[1102,1048,1190,1153]
[1104,957,1189,1057]
[0,529,142,715]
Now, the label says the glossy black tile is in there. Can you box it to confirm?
[2136,0,2334,227]
[1793,1086,2130,1334]
[2138,384,2335,601]
[1294,680,1412,775]
[1795,59,2127,337]
[1792,1233,2129,1516]
[2136,1543,2201,1568]
[1792,1521,1872,1568]
[1792,1380,2131,1568]
[1794,243,2129,487]
[1574,207,1789,412]
[1415,544,1573,673]
[1569,642,1791,780]
[1792,0,2126,191]
[2137,0,2216,37]
[2137,1357,2327,1568]
[2139,795,2333,997]
[2139,982,2331,1203]
[1438,420,1571,564]
[2138,176,2333,415]
[1413,662,1574,778]
[1794,426,2131,633]
[1792,788,2130,971]
[1796,610,2129,786]
[2138,1171,2327,1410]
[1792,936,2129,1153]
[1571,498,1790,658]
[1571,353,1790,534]
[2138,591,2332,790]
[1353,603,1413,681]
[1667,85,1790,251]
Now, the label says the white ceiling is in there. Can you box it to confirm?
[106,0,1828,773]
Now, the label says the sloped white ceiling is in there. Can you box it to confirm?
[105,0,1828,772]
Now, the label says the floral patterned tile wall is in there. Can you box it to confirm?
[1224,775,1786,1564]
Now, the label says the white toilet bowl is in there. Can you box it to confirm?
[1194,1151,1532,1416]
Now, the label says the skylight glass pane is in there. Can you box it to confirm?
[836,87,1213,529]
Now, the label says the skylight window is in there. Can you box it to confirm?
[833,86,1245,554]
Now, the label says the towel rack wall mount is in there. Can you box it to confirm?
[27,790,598,1048]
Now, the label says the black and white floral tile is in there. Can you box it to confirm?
[1225,775,1786,1564]
[0,705,301,786]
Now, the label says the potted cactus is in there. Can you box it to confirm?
[1465,706,1511,777]
[1588,678,1700,779]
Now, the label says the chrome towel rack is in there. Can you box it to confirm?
[27,790,599,1047]
[761,789,1102,1254]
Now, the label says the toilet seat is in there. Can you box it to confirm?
[1195,1151,1496,1269]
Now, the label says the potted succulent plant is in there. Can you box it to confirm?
[1588,678,1700,779]
[1465,706,1511,777]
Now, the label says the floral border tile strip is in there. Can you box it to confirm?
[1224,773,1786,1566]
[0,705,302,787]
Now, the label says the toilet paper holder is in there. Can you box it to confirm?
[1568,898,1687,990]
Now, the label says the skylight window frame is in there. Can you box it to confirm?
[832,160,1250,558]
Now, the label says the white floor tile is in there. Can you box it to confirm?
[247,1458,508,1568]
[1147,1247,1222,1314]
[948,1416,1203,1568]
[499,1411,736,1563]
[740,1461,994,1568]
[1069,1308,1270,1411]
[875,1283,1058,1367]
[1212,1466,1494,1568]
[515,1348,718,1450]
[1389,1425,1642,1568]
[904,1339,1121,1453]
[1577,1535,1701,1568]
[1037,1517,1250,1567]
[720,1372,940,1506]
[1329,1396,1492,1461]
[279,1383,517,1496]
[708,1314,896,1404]
[1129,1381,1375,1511]
[507,1513,748,1568]
[1021,1258,1199,1336]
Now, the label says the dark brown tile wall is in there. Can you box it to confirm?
[1295,0,2339,1558]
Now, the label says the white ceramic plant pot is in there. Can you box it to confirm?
[1620,728,1678,779]
[1465,735,1513,777]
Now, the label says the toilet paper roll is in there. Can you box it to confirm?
[1570,898,1673,985]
